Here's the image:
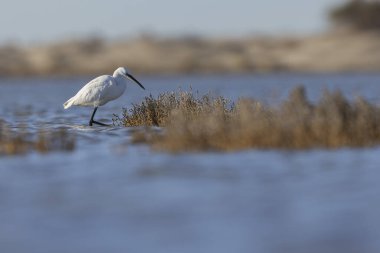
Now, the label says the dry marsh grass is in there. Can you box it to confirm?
[115,87,380,151]
[0,123,75,155]
[113,90,230,127]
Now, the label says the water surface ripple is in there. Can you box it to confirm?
[1,73,380,253]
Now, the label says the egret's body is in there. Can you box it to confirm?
[63,67,145,126]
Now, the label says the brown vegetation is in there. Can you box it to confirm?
[0,122,75,155]
[2,30,380,76]
[330,0,380,31]
[115,87,380,152]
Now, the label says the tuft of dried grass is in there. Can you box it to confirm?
[0,123,75,156]
[116,87,380,151]
[113,90,231,127]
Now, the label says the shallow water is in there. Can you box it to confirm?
[1,73,380,253]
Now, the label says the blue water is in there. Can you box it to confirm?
[1,73,380,253]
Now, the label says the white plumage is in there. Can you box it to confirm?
[63,67,145,126]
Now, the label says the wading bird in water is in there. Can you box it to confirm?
[63,67,145,126]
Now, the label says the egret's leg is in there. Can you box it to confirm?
[89,107,109,126]
[92,120,109,126]
[89,107,98,126]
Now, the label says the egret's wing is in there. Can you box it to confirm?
[72,75,115,106]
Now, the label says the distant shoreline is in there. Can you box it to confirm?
[1,30,380,77]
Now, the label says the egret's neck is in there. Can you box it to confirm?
[114,74,127,93]
[114,73,126,84]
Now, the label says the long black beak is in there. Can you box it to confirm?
[126,73,145,90]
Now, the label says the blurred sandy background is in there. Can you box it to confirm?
[0,0,379,76]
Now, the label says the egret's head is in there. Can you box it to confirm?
[118,67,129,75]
[114,67,145,90]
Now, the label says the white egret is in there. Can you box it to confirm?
[63,67,145,126]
